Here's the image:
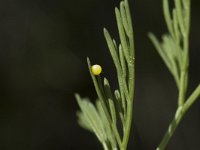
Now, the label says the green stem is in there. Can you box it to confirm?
[178,71,187,106]
[156,107,184,150]
[156,84,200,150]
[178,32,189,105]
[121,100,133,150]
[183,84,200,112]
[178,0,190,106]
[103,142,109,150]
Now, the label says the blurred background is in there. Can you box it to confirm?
[0,0,199,149]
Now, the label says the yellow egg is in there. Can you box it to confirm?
[91,64,102,75]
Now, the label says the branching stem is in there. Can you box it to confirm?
[157,84,200,150]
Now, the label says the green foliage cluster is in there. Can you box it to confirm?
[75,0,200,150]
[76,0,135,149]
[149,0,200,149]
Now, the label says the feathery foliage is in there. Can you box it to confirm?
[149,0,200,149]
[75,0,135,149]
[75,0,200,149]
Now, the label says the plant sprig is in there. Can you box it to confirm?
[75,0,200,149]
[75,0,135,149]
[149,0,200,149]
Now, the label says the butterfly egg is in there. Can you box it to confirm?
[91,64,102,75]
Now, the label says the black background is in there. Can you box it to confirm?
[0,0,200,149]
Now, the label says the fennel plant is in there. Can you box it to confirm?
[75,0,200,149]
[149,0,200,149]
[76,0,135,149]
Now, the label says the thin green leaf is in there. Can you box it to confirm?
[113,39,117,50]
[96,100,117,148]
[162,35,180,86]
[108,98,117,124]
[120,2,129,37]
[124,0,134,36]
[114,90,125,127]
[104,78,114,101]
[148,33,173,74]
[182,0,190,33]
[119,45,127,78]
[115,7,129,61]
[172,9,180,44]
[163,0,174,36]
[104,28,122,73]
[76,111,93,132]
[175,0,185,35]
[124,0,135,57]
[172,8,182,70]
[76,95,107,142]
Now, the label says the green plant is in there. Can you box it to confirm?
[149,0,200,149]
[75,0,200,149]
[75,0,135,149]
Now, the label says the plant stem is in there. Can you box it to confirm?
[103,142,109,150]
[156,84,200,150]
[121,100,133,150]
[158,0,191,148]
[156,106,184,150]
[183,84,200,112]
[178,35,189,106]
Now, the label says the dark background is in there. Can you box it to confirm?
[0,0,199,149]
